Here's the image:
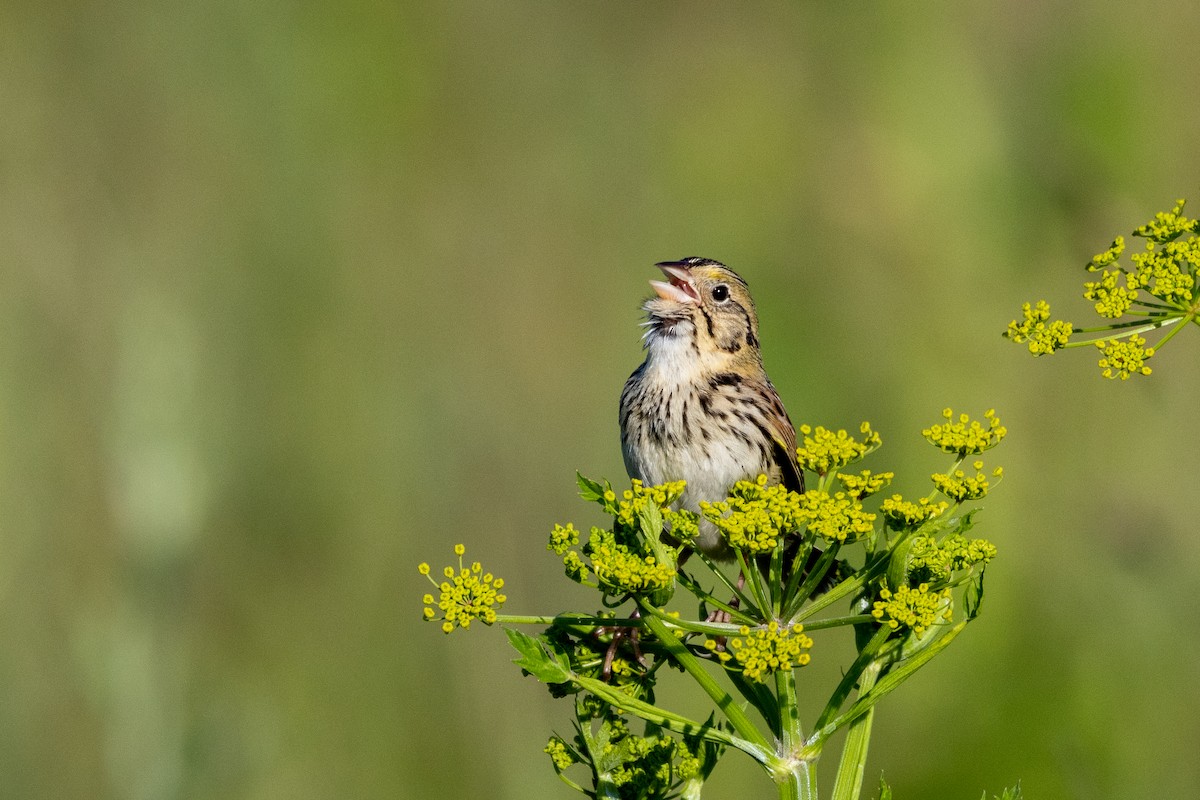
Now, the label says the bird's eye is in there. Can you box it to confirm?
[712,284,730,303]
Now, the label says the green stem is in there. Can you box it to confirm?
[830,665,878,800]
[783,542,841,620]
[806,620,967,754]
[572,673,752,754]
[693,552,757,612]
[1063,315,1183,345]
[793,552,887,623]
[813,625,891,732]
[776,668,803,762]
[638,601,772,751]
[1151,313,1193,350]
[676,571,760,626]
[736,549,771,616]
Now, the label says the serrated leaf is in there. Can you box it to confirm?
[505,628,571,684]
[878,774,892,800]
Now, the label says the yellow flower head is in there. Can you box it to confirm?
[1132,199,1196,243]
[880,494,947,531]
[872,583,951,635]
[795,489,876,543]
[585,529,675,594]
[700,476,804,554]
[1004,301,1074,355]
[1095,335,1154,380]
[796,422,881,476]
[1082,270,1138,319]
[836,469,894,500]
[923,408,1006,456]
[932,461,1000,503]
[907,534,997,583]
[418,544,506,634]
[548,522,580,555]
[708,621,813,683]
[615,478,688,529]
[1087,236,1125,271]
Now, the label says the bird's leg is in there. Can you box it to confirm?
[598,608,646,681]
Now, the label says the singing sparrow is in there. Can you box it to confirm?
[619,257,803,558]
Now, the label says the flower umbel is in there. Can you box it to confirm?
[706,621,813,683]
[907,534,997,584]
[795,489,877,543]
[872,583,952,635]
[880,495,948,531]
[932,461,1001,503]
[796,422,881,476]
[1005,199,1200,379]
[700,474,804,554]
[1096,335,1153,380]
[419,544,507,634]
[586,529,675,595]
[836,469,894,500]
[923,408,1007,456]
[1004,300,1074,355]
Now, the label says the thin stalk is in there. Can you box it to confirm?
[736,549,771,616]
[813,625,891,732]
[770,543,784,617]
[776,668,803,760]
[830,672,878,800]
[783,543,841,620]
[1151,313,1193,349]
[638,601,772,751]
[692,552,757,611]
[807,620,967,754]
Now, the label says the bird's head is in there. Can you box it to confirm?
[642,257,761,360]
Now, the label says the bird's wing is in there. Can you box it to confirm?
[763,379,804,494]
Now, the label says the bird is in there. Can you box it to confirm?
[619,257,803,559]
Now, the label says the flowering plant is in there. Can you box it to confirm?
[1004,199,1199,379]
[419,410,1012,800]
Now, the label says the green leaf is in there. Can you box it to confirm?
[505,628,571,684]
[983,782,1022,800]
[964,570,985,620]
[953,507,982,536]
[576,472,606,504]
[878,774,892,800]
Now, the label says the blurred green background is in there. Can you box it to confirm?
[4,2,1200,798]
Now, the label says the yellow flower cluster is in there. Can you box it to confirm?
[923,408,1006,456]
[1132,198,1196,243]
[700,474,802,554]
[614,478,687,529]
[796,422,881,476]
[544,737,575,771]
[419,544,507,634]
[1129,239,1197,303]
[1095,334,1153,380]
[872,583,951,635]
[1087,236,1125,270]
[548,522,580,555]
[796,489,876,543]
[1004,301,1074,355]
[706,621,813,682]
[586,530,675,594]
[836,469,894,499]
[1083,270,1138,318]
[907,534,997,581]
[880,495,947,531]
[932,461,1001,502]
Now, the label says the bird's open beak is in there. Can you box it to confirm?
[650,261,701,304]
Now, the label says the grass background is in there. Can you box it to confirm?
[4,3,1200,798]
